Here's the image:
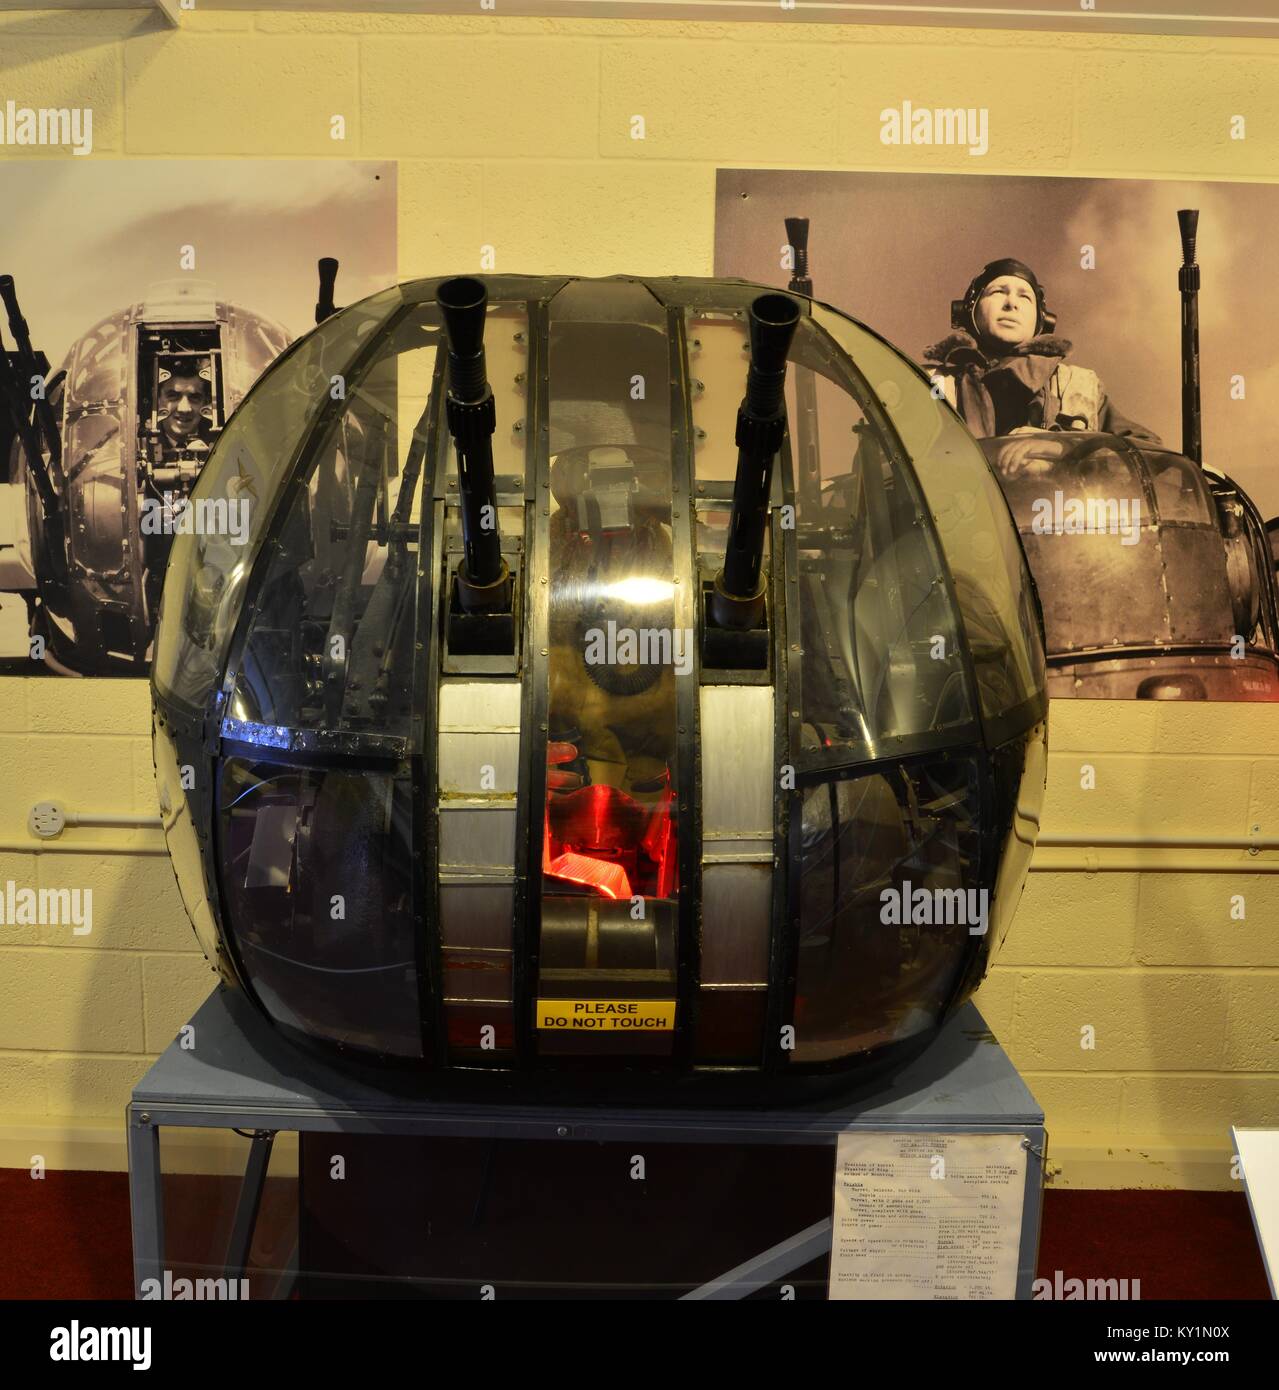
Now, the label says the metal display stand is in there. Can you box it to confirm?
[128,987,1046,1299]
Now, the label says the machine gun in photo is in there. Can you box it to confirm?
[0,266,305,675]
[787,209,1279,701]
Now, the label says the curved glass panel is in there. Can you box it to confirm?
[222,309,291,417]
[217,756,422,1059]
[539,279,680,1057]
[225,304,438,739]
[991,436,1145,535]
[978,435,1242,655]
[153,285,405,713]
[986,720,1047,956]
[64,414,126,569]
[791,755,983,1064]
[65,311,128,409]
[788,318,974,758]
[1145,447,1215,527]
[687,310,750,484]
[154,714,223,967]
[439,302,531,487]
[812,304,1046,737]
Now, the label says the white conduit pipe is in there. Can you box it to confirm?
[0,838,169,856]
[1037,833,1279,850]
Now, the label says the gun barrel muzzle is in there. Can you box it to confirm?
[315,258,339,325]
[784,216,811,285]
[713,293,801,628]
[438,276,507,604]
[1176,209,1202,467]
[0,273,61,469]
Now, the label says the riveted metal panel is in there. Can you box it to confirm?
[700,685,774,837]
[438,679,522,731]
[441,948,514,1003]
[701,863,772,985]
[438,734,521,794]
[438,801,517,871]
[439,883,517,950]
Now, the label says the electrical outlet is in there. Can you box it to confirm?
[28,801,67,839]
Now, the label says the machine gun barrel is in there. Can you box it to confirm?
[315,257,339,325]
[1177,209,1203,467]
[437,275,508,611]
[0,330,56,518]
[0,274,60,468]
[711,292,800,630]
[0,331,65,591]
[784,216,821,514]
[784,216,813,298]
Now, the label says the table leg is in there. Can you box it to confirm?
[127,1106,165,1298]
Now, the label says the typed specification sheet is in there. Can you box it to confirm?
[828,1132,1027,1299]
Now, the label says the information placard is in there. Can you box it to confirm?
[829,1131,1027,1300]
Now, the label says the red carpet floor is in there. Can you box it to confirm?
[0,1169,1270,1299]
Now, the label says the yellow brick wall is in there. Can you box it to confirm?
[1,8,1277,1186]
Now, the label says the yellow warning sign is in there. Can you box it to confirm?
[536,999,676,1032]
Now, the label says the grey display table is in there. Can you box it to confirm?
[128,987,1046,1299]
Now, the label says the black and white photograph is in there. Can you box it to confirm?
[716,170,1279,702]
[0,159,396,676]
